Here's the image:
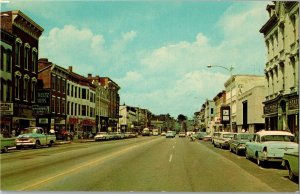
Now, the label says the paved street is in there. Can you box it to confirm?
[1,136,299,192]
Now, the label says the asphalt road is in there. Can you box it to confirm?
[1,136,299,192]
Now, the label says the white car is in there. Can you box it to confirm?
[213,132,235,149]
[94,132,111,141]
[245,130,298,166]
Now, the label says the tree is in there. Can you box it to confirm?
[177,114,187,132]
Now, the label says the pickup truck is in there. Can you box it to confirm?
[0,134,16,153]
[282,152,299,181]
[16,127,56,149]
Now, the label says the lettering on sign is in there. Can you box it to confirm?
[288,97,299,110]
[37,89,50,106]
[0,103,13,115]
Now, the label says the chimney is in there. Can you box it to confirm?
[88,73,92,78]
[68,66,73,72]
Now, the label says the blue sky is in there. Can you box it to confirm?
[1,0,270,118]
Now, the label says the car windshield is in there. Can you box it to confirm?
[261,135,295,142]
[20,127,37,134]
[223,134,234,138]
[239,134,254,140]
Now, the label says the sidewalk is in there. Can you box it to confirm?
[54,138,95,145]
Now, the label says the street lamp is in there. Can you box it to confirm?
[207,64,234,132]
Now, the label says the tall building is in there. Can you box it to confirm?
[0,29,15,137]
[1,10,43,135]
[212,90,226,132]
[260,2,299,134]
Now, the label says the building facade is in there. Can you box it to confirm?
[212,90,226,132]
[236,86,266,133]
[0,29,15,137]
[37,58,68,136]
[1,10,43,135]
[224,75,265,132]
[260,2,299,134]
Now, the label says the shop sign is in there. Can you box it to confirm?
[288,97,299,110]
[264,102,278,114]
[37,89,50,106]
[0,103,13,115]
[220,106,230,125]
[39,118,48,124]
[32,105,50,115]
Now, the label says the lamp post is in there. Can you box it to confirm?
[207,64,234,132]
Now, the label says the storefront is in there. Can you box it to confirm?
[287,94,299,135]
[0,103,13,137]
[80,118,96,138]
[264,101,278,131]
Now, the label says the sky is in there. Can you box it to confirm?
[1,0,270,118]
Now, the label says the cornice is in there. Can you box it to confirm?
[259,14,278,35]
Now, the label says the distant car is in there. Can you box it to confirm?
[245,130,298,166]
[166,131,175,138]
[94,132,112,141]
[161,132,166,136]
[213,132,235,149]
[179,132,186,137]
[229,133,255,155]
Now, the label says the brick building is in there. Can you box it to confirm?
[1,10,43,135]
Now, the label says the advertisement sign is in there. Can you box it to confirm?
[32,105,50,115]
[220,106,230,125]
[0,103,13,115]
[37,89,50,106]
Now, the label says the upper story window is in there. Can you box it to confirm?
[71,85,74,97]
[6,50,11,73]
[62,79,66,93]
[15,72,22,100]
[75,86,77,98]
[15,38,22,67]
[24,43,30,70]
[57,77,61,92]
[82,88,86,99]
[67,83,70,95]
[6,82,11,102]
[31,78,37,103]
[23,75,30,102]
[32,48,38,73]
[1,46,4,71]
[52,75,56,90]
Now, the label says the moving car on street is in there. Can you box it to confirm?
[142,128,150,136]
[229,133,255,155]
[166,130,175,138]
[245,130,298,167]
[179,131,186,137]
[94,132,112,141]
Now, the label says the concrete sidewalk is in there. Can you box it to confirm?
[54,139,95,145]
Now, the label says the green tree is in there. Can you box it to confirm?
[177,114,187,132]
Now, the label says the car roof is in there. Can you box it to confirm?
[256,130,294,136]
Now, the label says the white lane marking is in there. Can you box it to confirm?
[169,154,173,163]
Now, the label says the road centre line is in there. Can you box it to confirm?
[169,154,173,163]
[18,138,162,191]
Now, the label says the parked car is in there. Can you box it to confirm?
[94,132,111,141]
[282,152,299,181]
[0,134,16,153]
[161,132,166,136]
[166,131,175,138]
[179,132,186,137]
[245,130,298,166]
[213,132,235,149]
[203,135,212,142]
[15,127,56,149]
[211,132,221,145]
[193,132,208,140]
[229,133,255,155]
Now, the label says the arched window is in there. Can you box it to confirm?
[23,74,30,101]
[24,43,31,70]
[32,47,38,73]
[31,77,37,102]
[15,72,22,100]
[15,38,22,67]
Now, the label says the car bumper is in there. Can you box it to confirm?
[16,142,35,146]
[260,156,283,162]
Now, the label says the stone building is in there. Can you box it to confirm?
[224,75,265,132]
[260,2,299,134]
[236,86,266,133]
[1,10,43,135]
[212,90,226,132]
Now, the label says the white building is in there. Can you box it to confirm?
[260,2,299,134]
[224,75,265,132]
